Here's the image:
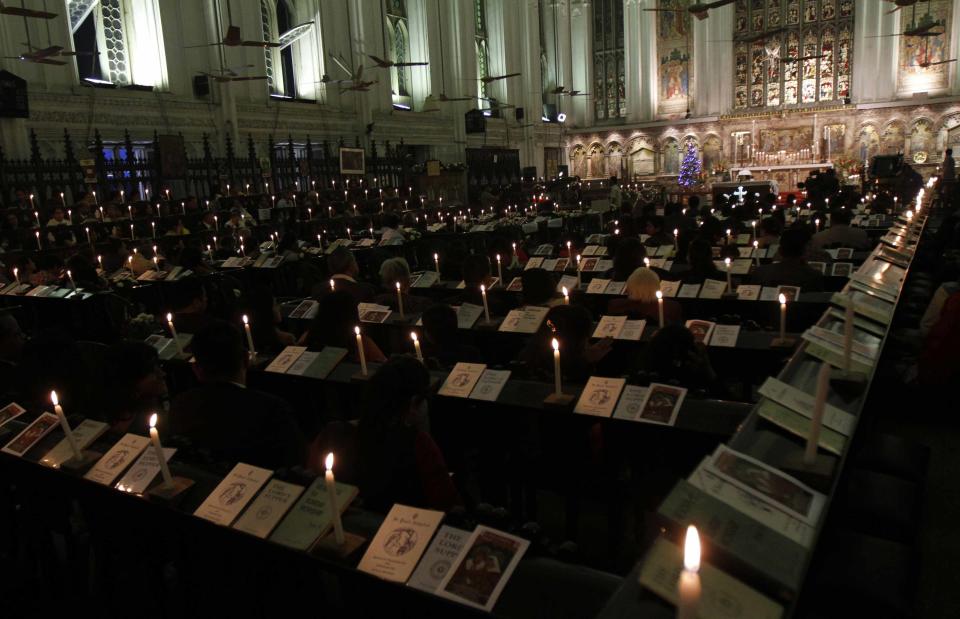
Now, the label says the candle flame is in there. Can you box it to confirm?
[779,293,787,304]
[674,228,678,236]
[562,286,569,297]
[551,338,559,351]
[434,252,438,260]
[396,281,401,291]
[149,413,158,429]
[725,257,731,266]
[167,312,173,322]
[684,525,701,572]
[354,326,361,336]
[496,254,501,263]
[50,390,59,406]
[242,314,249,325]
[411,332,418,342]
[656,290,663,300]
[325,452,334,471]
[480,284,486,293]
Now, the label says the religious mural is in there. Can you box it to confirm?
[897,0,953,97]
[662,139,679,175]
[909,119,935,161]
[588,143,606,178]
[758,127,814,152]
[881,122,906,155]
[858,125,880,162]
[702,136,723,174]
[607,143,624,178]
[656,0,692,115]
[571,145,587,178]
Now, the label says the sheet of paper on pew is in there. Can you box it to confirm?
[434,525,530,613]
[358,303,392,323]
[0,282,32,296]
[831,262,853,277]
[824,247,855,261]
[677,283,701,298]
[524,257,544,270]
[543,258,569,272]
[757,376,856,436]
[115,446,176,495]
[0,402,27,430]
[39,419,107,469]
[574,377,626,418]
[848,279,897,304]
[705,444,826,525]
[357,503,445,583]
[709,324,741,347]
[408,525,470,593]
[806,324,880,360]
[638,537,784,619]
[556,275,578,292]
[25,285,52,297]
[499,306,550,333]
[733,233,750,245]
[659,280,681,298]
[194,463,273,526]
[221,257,249,268]
[699,279,728,300]
[579,257,600,272]
[83,433,151,485]
[456,277,499,289]
[410,271,439,288]
[46,287,72,298]
[521,222,539,234]
[468,369,511,402]
[757,399,846,456]
[611,385,649,421]
[826,307,884,336]
[593,316,645,341]
[256,256,285,269]
[232,478,305,539]
[265,346,308,373]
[851,272,900,300]
[286,347,347,379]
[595,258,613,272]
[586,234,608,244]
[604,281,625,295]
[355,238,377,248]
[876,246,911,269]
[269,477,358,551]
[109,270,135,283]
[803,339,873,375]
[289,299,319,320]
[581,245,609,257]
[2,412,59,457]
[438,363,487,398]
[532,243,554,256]
[685,320,716,345]
[587,278,611,294]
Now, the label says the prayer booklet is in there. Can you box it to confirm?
[524,257,544,270]
[604,281,625,295]
[580,257,600,272]
[756,400,845,456]
[677,283,701,298]
[618,320,646,341]
[498,306,549,334]
[357,503,445,583]
[269,477,358,551]
[407,526,470,593]
[2,412,59,457]
[633,383,686,426]
[659,280,681,297]
[759,286,780,301]
[831,291,893,325]
[265,346,308,373]
[468,369,511,402]
[831,262,853,277]
[655,245,674,258]
[115,446,176,495]
[358,303,392,323]
[83,433,151,485]
[802,340,872,376]
[593,316,627,339]
[685,320,716,345]
[438,363,487,398]
[587,278,611,294]
[289,300,319,320]
[40,419,108,468]
[612,386,649,421]
[705,445,825,526]
[596,259,613,272]
[194,463,273,526]
[533,243,554,256]
[731,259,753,275]
[233,479,305,539]
[709,324,741,348]
[700,279,728,299]
[735,284,761,300]
[435,525,530,612]
[505,277,523,292]
[808,261,826,274]
[552,258,569,272]
[556,275,578,292]
[411,271,439,288]
[0,402,26,429]
[456,304,485,329]
[574,377,626,418]
[736,233,752,245]
[287,347,347,379]
[638,537,784,619]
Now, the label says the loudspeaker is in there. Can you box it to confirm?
[193,75,210,98]
[515,107,524,121]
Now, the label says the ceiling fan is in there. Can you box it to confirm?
[329,52,377,93]
[369,0,428,70]
[884,0,931,15]
[780,54,826,65]
[480,72,520,84]
[0,1,56,19]
[3,13,94,66]
[187,0,279,49]
[199,65,267,83]
[559,90,590,97]
[644,0,736,21]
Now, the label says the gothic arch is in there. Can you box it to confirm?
[587,142,606,179]
[880,121,905,155]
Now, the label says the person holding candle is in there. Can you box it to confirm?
[444,254,515,317]
[240,285,297,355]
[312,247,376,303]
[299,291,387,364]
[520,305,612,383]
[418,304,483,368]
[375,257,433,315]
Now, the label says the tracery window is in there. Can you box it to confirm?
[386,0,411,103]
[592,0,625,122]
[68,0,130,85]
[474,0,490,107]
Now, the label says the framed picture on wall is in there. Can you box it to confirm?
[339,147,365,175]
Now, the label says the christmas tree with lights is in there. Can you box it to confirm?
[677,142,701,188]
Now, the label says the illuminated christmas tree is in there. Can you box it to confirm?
[678,142,701,188]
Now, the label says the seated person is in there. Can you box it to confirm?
[751,228,825,291]
[380,213,405,243]
[610,237,647,281]
[643,215,674,247]
[241,285,296,355]
[810,208,870,250]
[169,277,214,334]
[375,257,433,315]
[106,342,168,434]
[169,321,307,469]
[298,290,387,363]
[420,304,482,367]
[520,268,559,307]
[448,254,513,316]
[644,324,726,397]
[358,357,462,512]
[314,247,376,303]
[519,305,612,383]
[674,238,724,285]
[608,267,682,324]
[756,217,782,249]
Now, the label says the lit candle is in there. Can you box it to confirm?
[814,218,820,232]
[779,293,787,341]
[29,193,35,209]
[677,525,701,619]
[242,314,256,357]
[97,255,103,270]
[128,204,133,220]
[130,223,135,240]
[165,189,170,201]
[657,290,664,327]
[496,254,503,283]
[67,269,76,290]
[724,257,732,294]
[167,312,183,356]
[396,281,405,318]
[99,206,104,221]
[411,332,423,361]
[213,215,219,230]
[673,228,679,251]
[346,227,351,240]
[92,190,98,205]
[576,254,582,288]
[307,207,312,220]
[562,286,569,305]
[552,338,562,396]
[149,413,174,485]
[480,284,490,322]
[127,255,134,272]
[151,222,156,238]
[51,390,82,460]
[212,235,218,249]
[354,326,368,375]
[753,240,760,266]
[34,211,40,227]
[329,278,336,291]
[35,230,41,250]
[85,227,92,244]
[434,252,440,274]
[325,453,346,545]
[751,220,756,242]
[60,191,66,207]
[12,267,19,284]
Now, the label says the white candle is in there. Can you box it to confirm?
[396,281,405,318]
[751,220,756,242]
[330,278,336,291]
[724,257,732,293]
[552,338,562,396]
[212,235,218,249]
[97,255,103,270]
[13,267,19,284]
[354,326,368,375]
[92,191,98,205]
[128,205,133,220]
[324,453,346,544]
[149,413,174,485]
[814,218,820,232]
[51,390,82,460]
[167,312,183,356]
[496,254,503,283]
[151,222,156,238]
[34,211,40,227]
[411,332,423,361]
[576,254,582,288]
[842,302,855,372]
[434,253,440,274]
[85,227,92,244]
[67,269,76,290]
[779,293,787,340]
[753,240,760,267]
[657,290,664,327]
[60,191,66,207]
[130,224,135,240]
[29,193,35,209]
[674,228,679,251]
[213,215,218,230]
[562,286,569,305]
[35,230,41,250]
[805,362,831,464]
[480,284,490,322]
[677,525,701,619]
[242,314,256,357]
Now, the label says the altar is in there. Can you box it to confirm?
[729,162,834,197]
[713,179,779,210]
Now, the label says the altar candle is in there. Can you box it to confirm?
[434,253,440,274]
[51,391,82,460]
[552,338,562,396]
[805,362,831,464]
[842,301,855,372]
[396,282,405,318]
[149,413,174,485]
[657,290,664,327]
[724,257,732,293]
[576,255,582,288]
[677,525,701,619]
[162,313,184,357]
[779,293,787,340]
[496,254,503,283]
[355,326,368,375]
[562,286,569,305]
[242,314,256,357]
[67,269,76,290]
[324,453,346,545]
[411,332,423,361]
[480,284,490,322]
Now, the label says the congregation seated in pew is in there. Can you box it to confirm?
[811,207,870,251]
[520,305,612,383]
[241,285,297,355]
[375,257,434,315]
[674,238,725,285]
